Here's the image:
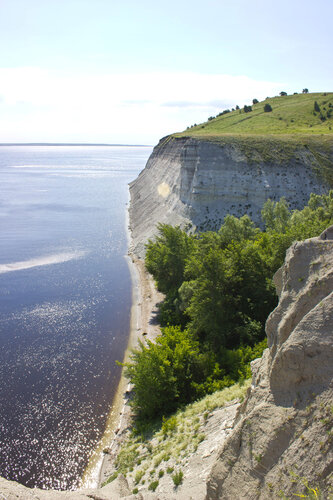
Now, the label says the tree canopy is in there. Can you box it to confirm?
[126,191,333,422]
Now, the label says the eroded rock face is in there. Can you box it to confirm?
[207,227,333,500]
[129,136,328,257]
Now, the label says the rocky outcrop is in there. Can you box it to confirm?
[206,226,333,499]
[129,136,329,257]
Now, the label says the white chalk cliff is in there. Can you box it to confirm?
[129,136,328,256]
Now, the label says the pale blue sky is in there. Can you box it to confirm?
[0,0,332,143]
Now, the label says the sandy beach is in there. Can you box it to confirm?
[83,253,164,488]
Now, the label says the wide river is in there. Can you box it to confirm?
[0,145,152,490]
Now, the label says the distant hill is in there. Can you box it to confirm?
[176,92,333,137]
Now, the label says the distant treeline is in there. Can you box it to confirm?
[124,191,333,424]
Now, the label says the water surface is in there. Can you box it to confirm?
[0,145,152,489]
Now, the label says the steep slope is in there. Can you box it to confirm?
[129,134,331,256]
[130,93,333,257]
[207,226,333,499]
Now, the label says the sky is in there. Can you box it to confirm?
[0,0,332,144]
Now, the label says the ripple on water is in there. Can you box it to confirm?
[0,296,126,489]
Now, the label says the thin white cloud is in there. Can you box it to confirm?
[0,67,284,143]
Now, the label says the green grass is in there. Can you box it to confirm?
[163,93,333,186]
[175,93,333,137]
[103,380,250,487]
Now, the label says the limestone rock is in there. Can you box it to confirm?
[129,136,328,257]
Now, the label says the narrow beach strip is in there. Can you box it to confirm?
[81,253,163,489]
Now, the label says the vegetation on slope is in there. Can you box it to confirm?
[123,191,333,423]
[103,380,250,488]
[171,93,333,186]
[176,92,333,136]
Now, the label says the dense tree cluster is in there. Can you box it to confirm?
[124,191,333,422]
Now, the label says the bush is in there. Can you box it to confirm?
[314,101,321,112]
[264,103,272,112]
[244,105,252,113]
[252,98,259,104]
[145,224,195,294]
[124,326,219,420]
[172,470,184,487]
[148,480,159,491]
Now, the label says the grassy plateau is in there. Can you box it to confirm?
[175,92,333,137]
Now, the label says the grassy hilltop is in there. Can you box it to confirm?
[175,92,333,137]
[172,92,333,185]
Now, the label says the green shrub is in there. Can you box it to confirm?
[172,470,184,487]
[148,480,159,491]
[134,469,145,484]
[264,103,272,112]
[124,326,219,420]
[162,415,177,436]
[133,192,333,424]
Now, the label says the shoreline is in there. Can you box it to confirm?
[81,252,163,489]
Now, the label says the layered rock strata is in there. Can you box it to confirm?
[129,136,328,257]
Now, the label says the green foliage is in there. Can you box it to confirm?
[314,101,321,112]
[172,470,184,487]
[252,98,259,104]
[145,223,195,295]
[264,103,273,112]
[182,236,276,349]
[129,191,333,424]
[261,197,290,232]
[162,415,177,436]
[176,92,333,136]
[218,214,260,247]
[124,326,219,420]
[148,480,159,491]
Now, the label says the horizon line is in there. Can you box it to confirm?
[0,142,153,147]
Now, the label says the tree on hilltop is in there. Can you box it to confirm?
[302,88,309,93]
[264,103,273,112]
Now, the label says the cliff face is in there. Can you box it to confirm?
[207,226,333,500]
[129,136,328,256]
